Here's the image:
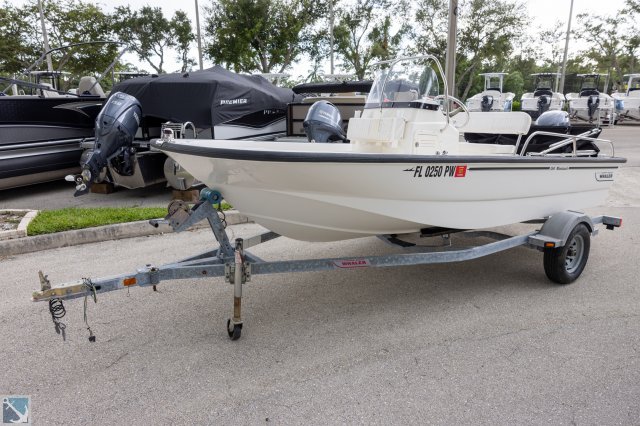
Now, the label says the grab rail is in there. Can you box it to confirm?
[518,129,615,157]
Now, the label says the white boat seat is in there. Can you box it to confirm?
[453,111,531,135]
[77,76,105,97]
[39,83,63,98]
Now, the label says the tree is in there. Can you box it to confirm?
[574,12,626,87]
[0,0,115,77]
[332,0,409,80]
[412,0,526,99]
[171,11,197,72]
[0,4,39,73]
[204,0,324,74]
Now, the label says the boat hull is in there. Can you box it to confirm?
[157,140,625,242]
[0,97,102,189]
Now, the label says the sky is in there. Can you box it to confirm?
[12,0,632,76]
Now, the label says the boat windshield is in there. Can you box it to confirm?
[365,58,440,109]
[485,75,503,91]
[535,75,554,90]
[581,76,600,90]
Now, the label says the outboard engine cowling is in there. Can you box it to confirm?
[481,95,493,112]
[535,110,570,127]
[303,100,346,143]
[587,94,600,121]
[68,92,141,196]
[537,95,551,116]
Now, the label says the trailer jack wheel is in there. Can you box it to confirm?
[543,223,591,284]
[227,319,242,341]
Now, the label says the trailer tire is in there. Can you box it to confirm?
[543,223,591,284]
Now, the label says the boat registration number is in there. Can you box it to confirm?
[406,165,467,178]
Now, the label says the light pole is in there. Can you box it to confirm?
[445,0,458,97]
[329,0,335,75]
[559,0,575,94]
[37,0,53,72]
[195,0,204,70]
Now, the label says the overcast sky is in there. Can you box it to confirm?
[14,0,631,76]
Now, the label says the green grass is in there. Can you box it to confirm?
[27,203,232,236]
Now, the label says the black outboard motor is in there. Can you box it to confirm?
[67,92,141,196]
[537,95,551,116]
[587,94,600,122]
[303,100,347,143]
[480,95,493,112]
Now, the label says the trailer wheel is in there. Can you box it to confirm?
[227,319,242,341]
[543,223,591,284]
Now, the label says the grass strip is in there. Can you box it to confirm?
[27,203,232,236]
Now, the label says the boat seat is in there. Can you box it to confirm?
[453,111,531,135]
[579,89,599,97]
[39,83,63,98]
[533,89,553,97]
[77,76,105,97]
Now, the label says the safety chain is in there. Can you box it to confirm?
[216,202,227,228]
[49,298,67,341]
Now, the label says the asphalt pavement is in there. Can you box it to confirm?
[0,124,639,424]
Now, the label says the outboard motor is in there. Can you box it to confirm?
[587,94,600,122]
[537,95,551,116]
[67,92,141,196]
[303,100,346,143]
[535,110,570,127]
[480,95,493,112]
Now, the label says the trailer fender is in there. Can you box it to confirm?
[528,211,596,249]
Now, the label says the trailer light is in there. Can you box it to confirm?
[123,277,137,286]
[544,242,556,248]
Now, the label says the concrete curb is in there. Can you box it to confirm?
[0,210,249,257]
[0,209,39,241]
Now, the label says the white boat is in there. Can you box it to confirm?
[153,56,625,242]
[520,73,566,119]
[565,74,616,125]
[612,73,640,121]
[465,73,515,112]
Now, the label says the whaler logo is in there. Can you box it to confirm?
[404,165,467,178]
[2,396,30,424]
[333,259,371,268]
[220,98,248,105]
[595,171,614,181]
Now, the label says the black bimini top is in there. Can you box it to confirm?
[153,140,627,166]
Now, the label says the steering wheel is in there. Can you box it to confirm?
[434,94,470,128]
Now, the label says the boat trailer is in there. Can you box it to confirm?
[32,189,622,341]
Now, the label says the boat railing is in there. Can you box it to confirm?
[518,130,615,158]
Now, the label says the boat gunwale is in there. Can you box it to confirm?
[152,140,627,165]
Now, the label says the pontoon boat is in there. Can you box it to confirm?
[0,42,124,190]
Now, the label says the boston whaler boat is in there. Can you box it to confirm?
[465,72,515,112]
[33,56,625,341]
[612,73,640,122]
[565,73,616,126]
[153,56,625,242]
[520,73,566,119]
